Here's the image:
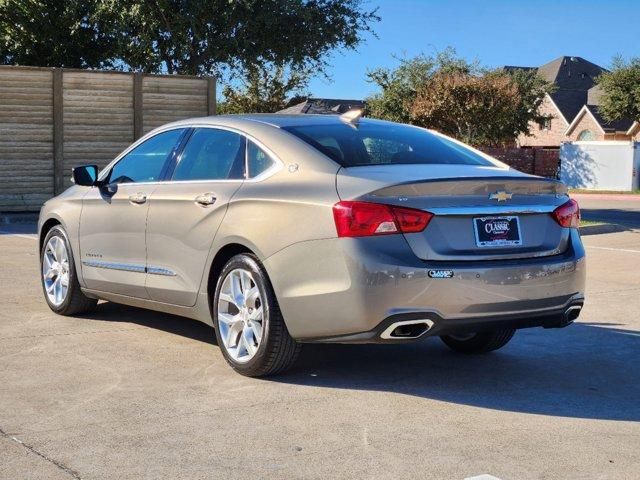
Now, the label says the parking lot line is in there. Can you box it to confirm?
[586,245,640,254]
[465,475,502,480]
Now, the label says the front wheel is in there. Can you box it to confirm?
[440,329,516,354]
[212,254,301,377]
[41,225,97,315]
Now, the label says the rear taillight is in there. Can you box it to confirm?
[552,199,580,228]
[333,201,433,237]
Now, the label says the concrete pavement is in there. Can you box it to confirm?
[1,227,639,479]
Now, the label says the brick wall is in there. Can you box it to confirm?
[566,110,604,141]
[517,95,569,148]
[480,147,559,178]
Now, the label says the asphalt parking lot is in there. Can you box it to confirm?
[574,193,640,229]
[1,222,639,480]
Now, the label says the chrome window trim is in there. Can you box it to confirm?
[428,205,557,216]
[97,126,189,183]
[97,124,283,186]
[245,137,279,180]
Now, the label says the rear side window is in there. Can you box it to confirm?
[108,128,185,183]
[172,128,245,181]
[283,122,493,167]
[247,141,276,178]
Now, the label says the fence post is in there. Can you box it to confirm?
[52,68,64,195]
[207,77,216,115]
[133,72,143,140]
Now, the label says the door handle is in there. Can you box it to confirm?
[128,193,147,205]
[195,193,216,207]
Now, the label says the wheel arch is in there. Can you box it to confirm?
[206,243,255,313]
[39,217,63,253]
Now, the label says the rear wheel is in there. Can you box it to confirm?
[213,254,301,377]
[440,329,516,354]
[41,226,97,315]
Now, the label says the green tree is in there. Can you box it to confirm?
[365,49,476,123]
[218,63,310,114]
[365,54,437,123]
[1,0,379,76]
[0,0,117,68]
[366,50,551,147]
[597,56,640,122]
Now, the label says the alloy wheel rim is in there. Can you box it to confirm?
[217,268,264,363]
[42,236,70,306]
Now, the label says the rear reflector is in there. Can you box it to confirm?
[552,199,580,228]
[333,201,433,237]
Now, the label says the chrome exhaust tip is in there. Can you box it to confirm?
[380,319,434,340]
[563,305,582,325]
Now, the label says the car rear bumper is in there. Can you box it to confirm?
[302,295,584,343]
[263,229,586,341]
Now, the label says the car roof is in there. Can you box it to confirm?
[163,113,392,130]
[224,113,347,128]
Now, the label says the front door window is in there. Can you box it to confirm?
[107,128,186,184]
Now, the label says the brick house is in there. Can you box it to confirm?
[510,56,635,147]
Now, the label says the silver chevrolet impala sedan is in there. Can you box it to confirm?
[38,112,586,376]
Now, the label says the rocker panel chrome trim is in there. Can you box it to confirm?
[147,266,177,276]
[82,260,176,276]
[82,260,145,273]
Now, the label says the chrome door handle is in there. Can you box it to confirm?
[195,193,216,207]
[128,193,147,204]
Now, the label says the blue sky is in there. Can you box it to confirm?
[308,0,640,100]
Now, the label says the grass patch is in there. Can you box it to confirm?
[580,219,604,227]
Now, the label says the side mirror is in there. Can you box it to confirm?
[71,165,99,186]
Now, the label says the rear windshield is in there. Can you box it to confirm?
[282,121,494,167]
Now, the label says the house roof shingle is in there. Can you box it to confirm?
[587,105,634,132]
[277,98,365,115]
[538,56,608,123]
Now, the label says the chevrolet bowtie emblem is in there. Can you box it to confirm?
[489,191,513,202]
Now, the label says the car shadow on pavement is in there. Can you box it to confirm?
[83,301,219,346]
[277,321,640,422]
[83,302,639,422]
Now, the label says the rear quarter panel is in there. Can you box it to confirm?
[196,123,341,296]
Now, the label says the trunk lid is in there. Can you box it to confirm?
[337,165,571,261]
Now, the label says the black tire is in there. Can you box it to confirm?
[440,329,516,354]
[40,225,97,315]
[212,253,301,377]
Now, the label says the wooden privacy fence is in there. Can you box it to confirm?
[0,65,216,212]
